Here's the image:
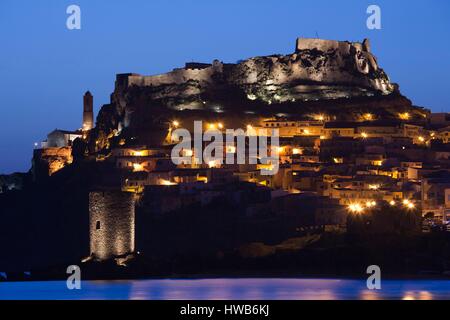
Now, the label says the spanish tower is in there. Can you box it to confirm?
[82,91,94,131]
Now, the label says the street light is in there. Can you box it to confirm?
[348,203,364,213]
[366,201,376,208]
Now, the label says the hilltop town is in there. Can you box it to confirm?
[1,38,450,279]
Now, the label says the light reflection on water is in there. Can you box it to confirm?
[0,278,449,300]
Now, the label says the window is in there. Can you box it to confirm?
[96,221,101,230]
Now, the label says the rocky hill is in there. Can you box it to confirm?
[89,38,428,150]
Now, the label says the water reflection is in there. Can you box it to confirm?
[359,290,381,300]
[0,278,448,300]
[402,291,433,300]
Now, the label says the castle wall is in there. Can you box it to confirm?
[89,191,136,260]
[127,66,215,87]
[296,38,352,55]
[295,38,372,55]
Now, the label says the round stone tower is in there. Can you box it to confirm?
[89,191,136,260]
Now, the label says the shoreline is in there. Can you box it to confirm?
[2,271,450,283]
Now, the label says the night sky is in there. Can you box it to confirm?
[1,0,449,174]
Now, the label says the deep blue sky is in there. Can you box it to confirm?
[1,0,449,174]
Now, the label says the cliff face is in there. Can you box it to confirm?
[90,38,425,149]
[229,38,393,101]
[32,147,73,179]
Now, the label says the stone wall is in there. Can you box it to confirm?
[295,38,371,54]
[296,38,352,54]
[89,191,136,260]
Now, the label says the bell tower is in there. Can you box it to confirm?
[83,91,94,131]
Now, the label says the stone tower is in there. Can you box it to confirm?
[89,191,136,260]
[82,91,94,131]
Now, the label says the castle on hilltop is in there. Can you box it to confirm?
[113,37,393,103]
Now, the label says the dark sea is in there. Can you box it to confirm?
[1,278,450,300]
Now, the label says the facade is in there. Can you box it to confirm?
[259,120,323,137]
[42,129,82,148]
[422,171,450,220]
[430,113,450,126]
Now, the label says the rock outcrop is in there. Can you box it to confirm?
[89,38,426,150]
[116,38,393,110]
